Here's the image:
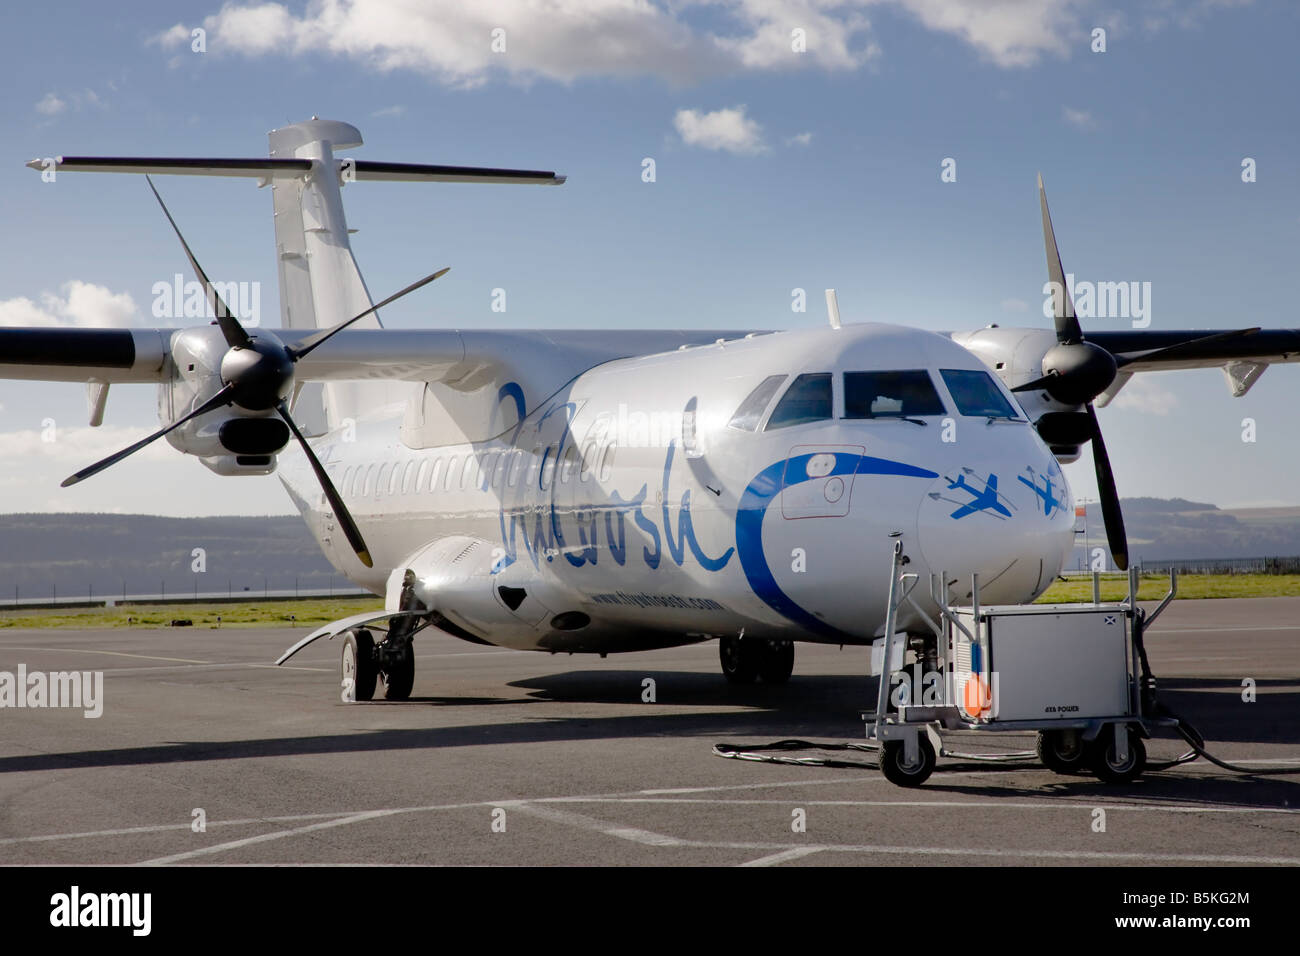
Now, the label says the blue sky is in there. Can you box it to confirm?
[1,0,1297,515]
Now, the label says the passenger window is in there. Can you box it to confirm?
[401,461,415,494]
[526,446,543,487]
[560,444,578,484]
[388,463,401,496]
[844,370,947,418]
[507,449,522,487]
[728,374,788,431]
[341,466,353,498]
[480,452,498,489]
[362,464,375,498]
[940,368,1021,419]
[540,445,558,490]
[415,459,428,493]
[445,456,460,491]
[765,373,832,430]
[598,444,616,482]
[376,463,390,498]
[579,441,597,480]
[428,458,443,493]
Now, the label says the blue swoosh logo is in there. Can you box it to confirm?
[735,452,938,638]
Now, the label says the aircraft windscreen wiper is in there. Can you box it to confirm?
[871,414,928,426]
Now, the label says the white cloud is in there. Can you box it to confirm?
[371,104,406,117]
[883,0,1080,68]
[1110,375,1178,416]
[34,92,66,116]
[0,282,140,329]
[1062,106,1095,129]
[1000,297,1030,312]
[675,106,767,154]
[156,0,1087,87]
[785,131,814,147]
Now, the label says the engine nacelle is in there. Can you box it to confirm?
[951,325,1103,463]
[156,325,291,471]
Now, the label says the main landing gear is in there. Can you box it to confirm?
[341,626,415,702]
[719,635,795,684]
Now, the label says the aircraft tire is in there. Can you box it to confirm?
[756,639,794,684]
[383,645,415,701]
[342,628,378,702]
[719,635,759,684]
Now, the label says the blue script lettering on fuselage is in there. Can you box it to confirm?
[495,438,732,574]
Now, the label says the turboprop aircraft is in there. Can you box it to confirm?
[5,118,1299,701]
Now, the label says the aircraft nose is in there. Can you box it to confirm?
[913,462,1071,603]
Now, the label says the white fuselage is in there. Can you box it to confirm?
[278,324,1076,653]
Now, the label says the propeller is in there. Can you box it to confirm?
[1025,175,1129,569]
[1015,178,1264,571]
[62,177,450,570]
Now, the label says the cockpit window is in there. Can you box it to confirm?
[765,373,833,430]
[844,370,946,418]
[940,368,1020,418]
[727,374,787,432]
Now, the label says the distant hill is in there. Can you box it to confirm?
[2,501,1299,598]
[1071,500,1300,569]
[0,513,343,601]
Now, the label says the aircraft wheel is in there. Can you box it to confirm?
[756,639,794,684]
[719,635,758,684]
[1037,729,1087,775]
[879,736,936,787]
[382,645,415,701]
[342,628,377,702]
[1087,726,1146,784]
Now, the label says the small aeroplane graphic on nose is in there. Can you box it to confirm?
[943,471,1013,520]
[1018,466,1063,516]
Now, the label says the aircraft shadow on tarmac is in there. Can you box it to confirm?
[1,671,1294,813]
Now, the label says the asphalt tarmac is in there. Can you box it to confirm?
[1,598,1297,866]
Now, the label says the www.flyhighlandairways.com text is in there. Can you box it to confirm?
[0,667,103,718]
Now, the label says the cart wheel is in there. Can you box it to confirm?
[1037,729,1087,775]
[879,737,936,787]
[1087,726,1146,784]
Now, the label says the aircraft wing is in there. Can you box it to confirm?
[1086,328,1300,373]
[0,327,754,385]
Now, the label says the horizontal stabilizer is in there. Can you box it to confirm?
[348,160,565,185]
[27,156,565,185]
[26,156,310,178]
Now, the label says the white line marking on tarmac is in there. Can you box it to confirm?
[0,646,210,664]
[501,802,681,846]
[740,847,823,867]
[138,809,412,865]
[551,797,1300,815]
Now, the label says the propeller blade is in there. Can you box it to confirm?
[1085,402,1128,572]
[276,402,373,568]
[1011,372,1057,393]
[62,383,235,487]
[290,267,450,360]
[1038,174,1083,346]
[1114,327,1261,368]
[145,176,251,350]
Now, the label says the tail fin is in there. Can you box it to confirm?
[29,118,565,428]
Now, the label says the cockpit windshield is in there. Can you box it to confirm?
[844,370,946,418]
[765,373,832,430]
[940,368,1021,419]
